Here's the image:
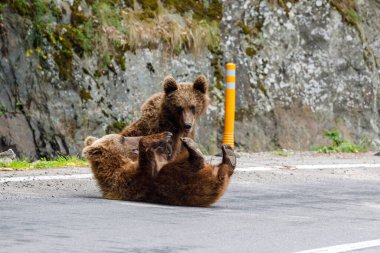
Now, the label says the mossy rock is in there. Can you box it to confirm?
[106,121,128,134]
[137,0,159,11]
[71,10,89,27]
[53,51,73,81]
[162,0,223,21]
[235,107,255,121]
[80,87,93,102]
[245,47,256,57]
[9,0,32,16]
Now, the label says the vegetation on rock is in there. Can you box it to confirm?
[314,130,367,153]
[1,0,222,79]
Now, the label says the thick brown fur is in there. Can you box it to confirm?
[150,137,236,207]
[120,75,210,161]
[82,133,171,201]
[82,133,236,207]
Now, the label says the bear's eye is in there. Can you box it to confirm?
[177,106,183,113]
[190,106,196,114]
[120,137,125,144]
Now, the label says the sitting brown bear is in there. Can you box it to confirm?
[82,132,236,207]
[121,75,210,161]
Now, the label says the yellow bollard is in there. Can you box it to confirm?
[222,63,236,148]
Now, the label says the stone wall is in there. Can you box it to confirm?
[0,0,379,159]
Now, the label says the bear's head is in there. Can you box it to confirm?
[82,134,141,163]
[162,75,210,135]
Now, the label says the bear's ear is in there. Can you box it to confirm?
[193,75,208,94]
[163,75,178,95]
[82,146,104,160]
[84,136,98,147]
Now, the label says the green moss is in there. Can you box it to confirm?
[0,104,7,117]
[235,107,254,121]
[82,67,91,75]
[7,0,222,80]
[124,0,134,8]
[50,27,75,80]
[363,46,378,69]
[329,0,362,39]
[209,46,224,91]
[238,22,261,37]
[106,120,128,134]
[114,44,128,71]
[115,54,126,71]
[245,47,256,57]
[71,9,89,27]
[80,87,93,102]
[0,3,8,10]
[9,0,31,16]
[238,17,263,63]
[101,109,109,117]
[346,8,360,25]
[137,0,158,11]
[53,51,73,80]
[92,1,125,32]
[271,134,281,149]
[101,53,112,69]
[65,26,94,57]
[49,1,62,21]
[94,70,102,78]
[258,81,269,98]
[25,0,49,48]
[15,99,23,111]
[162,0,223,21]
[268,0,299,14]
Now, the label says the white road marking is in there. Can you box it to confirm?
[0,174,93,183]
[237,166,274,171]
[1,163,380,183]
[294,239,380,253]
[237,163,380,172]
[362,202,380,209]
[295,164,380,170]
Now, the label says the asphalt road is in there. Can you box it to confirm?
[1,152,380,253]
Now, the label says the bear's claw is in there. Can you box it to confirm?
[221,144,236,168]
[181,137,204,158]
[163,132,173,142]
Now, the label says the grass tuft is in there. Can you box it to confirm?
[313,130,367,153]
[0,156,88,170]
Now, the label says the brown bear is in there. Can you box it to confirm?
[121,75,210,161]
[83,133,176,201]
[82,132,236,207]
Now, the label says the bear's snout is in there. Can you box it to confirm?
[184,123,192,131]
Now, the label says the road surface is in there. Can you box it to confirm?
[1,152,380,253]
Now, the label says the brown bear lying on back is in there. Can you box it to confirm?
[82,132,236,207]
[121,75,210,161]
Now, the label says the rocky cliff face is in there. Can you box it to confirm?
[0,0,379,159]
[221,0,380,150]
